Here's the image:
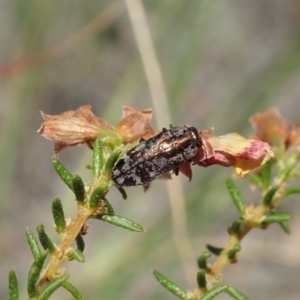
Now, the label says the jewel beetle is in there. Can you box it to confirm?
[111,125,203,186]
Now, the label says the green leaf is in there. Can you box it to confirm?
[26,228,42,261]
[230,218,244,235]
[67,249,85,263]
[261,213,291,226]
[52,198,66,233]
[227,243,241,261]
[100,214,145,232]
[249,173,262,188]
[37,225,55,253]
[93,138,104,178]
[263,186,278,206]
[72,175,86,202]
[206,244,224,256]
[38,275,68,300]
[282,186,300,197]
[62,281,85,300]
[197,269,207,289]
[261,160,272,190]
[281,163,295,182]
[153,270,186,299]
[199,284,229,300]
[278,220,291,234]
[75,234,85,252]
[197,252,211,269]
[27,267,40,297]
[102,198,115,215]
[225,286,249,300]
[269,211,291,234]
[104,150,122,174]
[226,179,245,215]
[27,252,48,297]
[52,158,73,191]
[117,186,127,200]
[9,270,19,300]
[89,186,107,209]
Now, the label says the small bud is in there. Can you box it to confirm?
[72,175,85,202]
[52,198,66,233]
[37,225,55,253]
[75,234,85,253]
[67,249,85,263]
[52,158,73,191]
[197,269,207,289]
[89,186,107,209]
[197,252,211,270]
[229,218,244,235]
[227,243,241,262]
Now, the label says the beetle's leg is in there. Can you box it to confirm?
[174,166,180,176]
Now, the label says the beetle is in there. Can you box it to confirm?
[111,125,203,186]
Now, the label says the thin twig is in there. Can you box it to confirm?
[124,0,196,286]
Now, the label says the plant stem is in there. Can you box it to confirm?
[36,205,92,294]
[210,201,270,276]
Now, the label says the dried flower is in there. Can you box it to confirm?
[192,129,273,177]
[115,106,156,144]
[38,105,157,154]
[249,108,291,148]
[249,107,300,149]
[38,105,114,154]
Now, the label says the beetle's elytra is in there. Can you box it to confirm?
[111,125,202,186]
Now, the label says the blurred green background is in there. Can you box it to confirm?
[1,0,300,299]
